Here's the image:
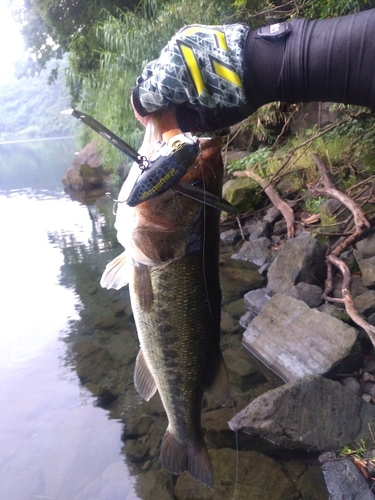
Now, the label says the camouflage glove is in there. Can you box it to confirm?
[131,24,252,132]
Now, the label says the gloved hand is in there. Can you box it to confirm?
[131,24,252,132]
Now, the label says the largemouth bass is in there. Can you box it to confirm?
[101,134,230,487]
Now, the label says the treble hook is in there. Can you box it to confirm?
[105,192,125,215]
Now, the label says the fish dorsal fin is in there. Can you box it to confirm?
[134,348,157,401]
[206,352,231,406]
[100,251,129,290]
[133,263,154,312]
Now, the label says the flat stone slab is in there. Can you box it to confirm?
[242,293,358,383]
[229,376,364,452]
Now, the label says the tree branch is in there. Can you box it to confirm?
[234,168,295,238]
[309,154,375,347]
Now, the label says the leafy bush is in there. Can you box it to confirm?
[226,147,272,174]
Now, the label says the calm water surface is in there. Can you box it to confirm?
[0,139,139,500]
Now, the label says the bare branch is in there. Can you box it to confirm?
[312,153,335,189]
[308,154,375,346]
[309,154,371,256]
[326,255,375,348]
[234,168,295,238]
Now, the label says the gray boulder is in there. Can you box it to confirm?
[242,294,358,383]
[220,228,244,245]
[284,282,323,308]
[240,288,271,328]
[354,234,375,260]
[320,453,375,500]
[263,205,282,224]
[243,287,271,315]
[249,220,272,241]
[228,375,365,452]
[62,141,104,190]
[266,234,327,294]
[357,256,375,288]
[354,290,375,317]
[232,237,276,268]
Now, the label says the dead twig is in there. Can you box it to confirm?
[234,168,295,238]
[309,154,375,347]
[309,155,371,257]
[324,255,375,348]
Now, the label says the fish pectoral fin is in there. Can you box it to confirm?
[134,348,157,401]
[100,251,129,290]
[161,430,214,487]
[133,263,154,312]
[206,352,231,406]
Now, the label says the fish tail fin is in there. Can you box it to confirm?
[161,430,213,487]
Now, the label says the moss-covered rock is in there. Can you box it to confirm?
[222,178,261,214]
[62,141,104,190]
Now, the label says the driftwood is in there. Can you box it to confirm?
[308,154,375,347]
[326,254,375,347]
[234,169,295,238]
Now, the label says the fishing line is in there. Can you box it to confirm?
[231,397,239,500]
[105,192,126,215]
[200,151,214,322]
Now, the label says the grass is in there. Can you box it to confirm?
[225,110,375,218]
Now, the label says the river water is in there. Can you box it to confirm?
[0,138,314,500]
[0,139,139,500]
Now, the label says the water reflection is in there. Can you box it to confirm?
[0,139,139,500]
[0,138,282,500]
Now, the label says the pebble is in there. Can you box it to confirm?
[363,372,375,383]
[362,394,372,403]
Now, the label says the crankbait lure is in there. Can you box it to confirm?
[61,108,199,205]
[126,134,199,206]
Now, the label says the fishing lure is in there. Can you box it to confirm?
[61,108,199,204]
[126,134,199,206]
[62,108,238,215]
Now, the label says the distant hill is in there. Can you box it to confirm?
[0,60,77,142]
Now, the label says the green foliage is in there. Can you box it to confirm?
[232,0,375,25]
[68,0,237,172]
[303,0,375,19]
[226,148,272,174]
[0,58,76,141]
[12,0,138,80]
[303,194,325,214]
[226,110,375,209]
[340,439,367,459]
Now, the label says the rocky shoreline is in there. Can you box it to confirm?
[61,137,375,497]
[222,204,375,499]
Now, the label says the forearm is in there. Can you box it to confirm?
[244,10,375,111]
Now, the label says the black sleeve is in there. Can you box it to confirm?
[244,9,375,112]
